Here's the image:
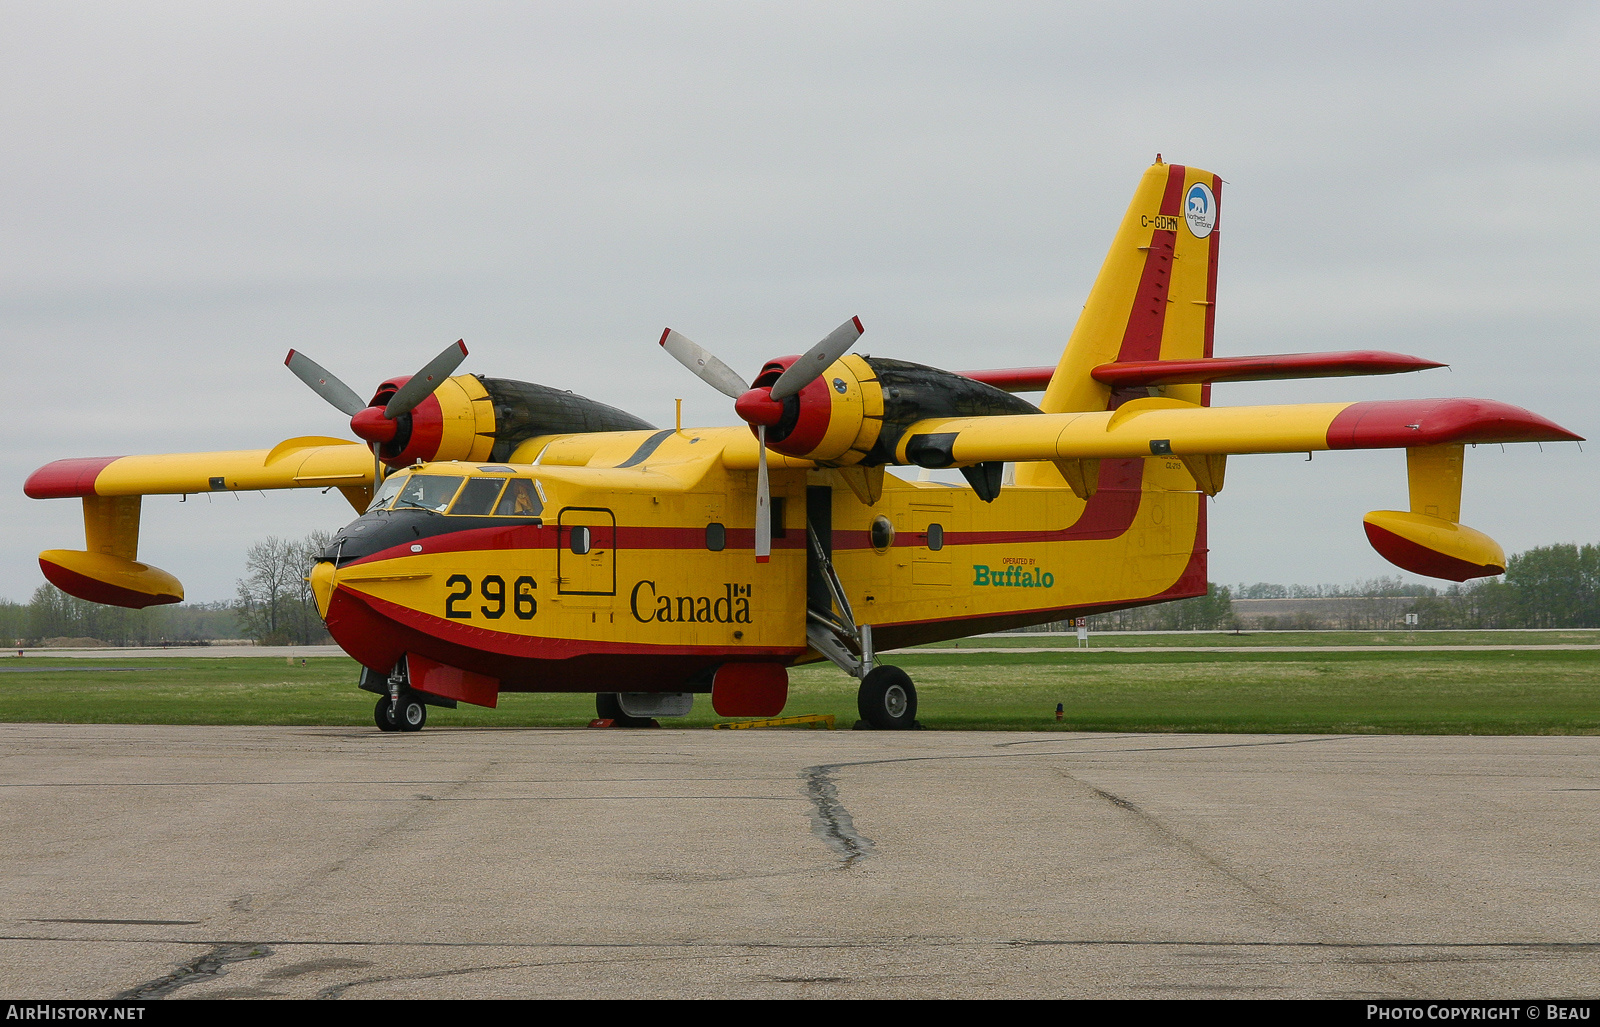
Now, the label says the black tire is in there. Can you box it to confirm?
[395,694,427,732]
[595,692,656,728]
[857,665,918,730]
[375,697,400,732]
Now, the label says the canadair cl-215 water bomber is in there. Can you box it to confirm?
[25,159,1582,732]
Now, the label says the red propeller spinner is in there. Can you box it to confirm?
[285,340,470,483]
[659,317,864,561]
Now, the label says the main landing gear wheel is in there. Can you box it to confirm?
[857,665,918,730]
[394,694,427,732]
[374,697,399,732]
[595,692,656,728]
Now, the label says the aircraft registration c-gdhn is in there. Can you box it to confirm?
[24,159,1582,732]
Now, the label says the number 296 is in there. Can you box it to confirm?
[445,574,536,620]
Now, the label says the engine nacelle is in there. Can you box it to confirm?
[349,374,654,469]
[742,355,1039,466]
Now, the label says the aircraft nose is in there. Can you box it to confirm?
[309,560,337,619]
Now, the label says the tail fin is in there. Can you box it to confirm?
[1039,159,1221,414]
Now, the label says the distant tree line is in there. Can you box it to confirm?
[1011,543,1600,632]
[2,529,335,647]
[1,589,238,647]
[1231,545,1600,630]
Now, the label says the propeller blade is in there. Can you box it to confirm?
[659,328,748,400]
[384,340,470,418]
[769,316,864,401]
[755,425,771,563]
[285,350,366,417]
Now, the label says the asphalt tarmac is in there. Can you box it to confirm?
[2,724,1597,999]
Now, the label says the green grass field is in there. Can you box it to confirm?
[3,646,1598,734]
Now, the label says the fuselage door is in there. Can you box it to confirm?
[557,507,616,596]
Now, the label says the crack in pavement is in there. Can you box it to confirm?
[315,949,794,999]
[114,943,273,999]
[1065,772,1301,918]
[7,933,1597,951]
[800,764,875,867]
[793,735,1351,864]
[1056,768,1415,994]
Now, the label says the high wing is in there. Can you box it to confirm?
[889,397,1579,471]
[885,394,1580,582]
[25,437,374,504]
[23,438,375,609]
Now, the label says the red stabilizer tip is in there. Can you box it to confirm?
[659,328,672,346]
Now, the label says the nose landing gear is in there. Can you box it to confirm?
[375,693,427,732]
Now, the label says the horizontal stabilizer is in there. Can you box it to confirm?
[1091,351,1445,388]
[959,366,1057,393]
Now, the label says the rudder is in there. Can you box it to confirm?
[1039,159,1222,415]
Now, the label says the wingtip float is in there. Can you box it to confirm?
[22,159,1583,731]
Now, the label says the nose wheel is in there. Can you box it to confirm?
[857,665,919,730]
[375,693,427,732]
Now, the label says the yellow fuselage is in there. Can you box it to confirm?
[313,426,1203,695]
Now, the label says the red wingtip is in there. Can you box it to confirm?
[851,316,864,334]
[285,349,297,365]
[25,456,123,499]
[659,328,672,347]
[1327,399,1584,448]
[456,340,468,356]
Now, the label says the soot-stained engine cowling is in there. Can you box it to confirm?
[859,357,1040,464]
[479,377,655,460]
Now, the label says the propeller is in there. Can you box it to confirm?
[659,317,864,562]
[384,340,469,418]
[284,339,471,488]
[285,350,366,416]
[770,316,863,401]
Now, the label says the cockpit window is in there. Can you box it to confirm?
[451,477,507,516]
[367,472,409,512]
[494,479,543,517]
[393,475,465,513]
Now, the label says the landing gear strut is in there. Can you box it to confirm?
[371,659,428,732]
[803,518,921,730]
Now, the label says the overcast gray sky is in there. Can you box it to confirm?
[4,1,1595,603]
